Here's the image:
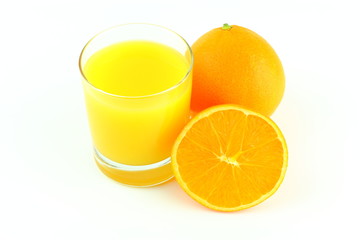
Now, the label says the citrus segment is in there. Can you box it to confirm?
[171,105,287,211]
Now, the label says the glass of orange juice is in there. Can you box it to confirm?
[79,24,193,187]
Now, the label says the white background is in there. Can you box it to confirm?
[0,0,358,239]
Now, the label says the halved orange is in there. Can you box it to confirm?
[171,104,288,211]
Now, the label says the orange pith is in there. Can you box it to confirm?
[171,105,288,211]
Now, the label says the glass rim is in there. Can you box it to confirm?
[78,23,193,99]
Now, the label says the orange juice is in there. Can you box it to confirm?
[82,40,192,186]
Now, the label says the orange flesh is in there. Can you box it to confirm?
[172,105,287,211]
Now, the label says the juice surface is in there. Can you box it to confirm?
[83,40,191,168]
[84,40,189,96]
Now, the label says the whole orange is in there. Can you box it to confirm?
[191,24,285,116]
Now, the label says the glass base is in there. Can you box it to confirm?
[94,149,173,187]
